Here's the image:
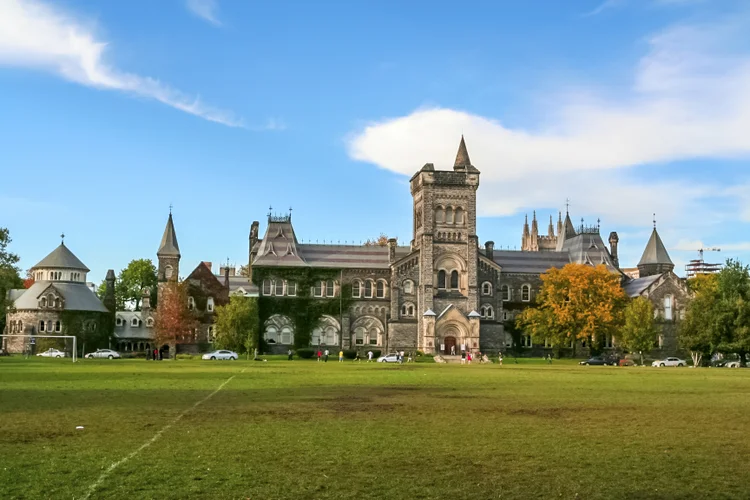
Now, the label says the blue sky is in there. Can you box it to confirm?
[1,0,749,283]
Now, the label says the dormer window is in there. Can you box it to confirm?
[146,318,154,328]
[207,297,215,312]
[131,318,139,327]
[116,317,123,326]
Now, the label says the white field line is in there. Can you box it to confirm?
[79,368,246,500]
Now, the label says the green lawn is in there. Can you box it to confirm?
[1,358,749,499]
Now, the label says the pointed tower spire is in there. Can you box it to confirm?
[637,225,674,277]
[530,211,539,251]
[557,211,563,235]
[548,215,555,237]
[157,213,181,258]
[453,135,472,171]
[522,214,530,250]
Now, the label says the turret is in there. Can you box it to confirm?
[608,232,620,269]
[530,211,539,251]
[103,269,116,312]
[157,211,181,282]
[522,214,530,250]
[548,215,555,238]
[388,238,397,264]
[485,241,494,261]
[637,223,674,277]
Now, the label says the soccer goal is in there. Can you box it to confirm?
[0,335,78,362]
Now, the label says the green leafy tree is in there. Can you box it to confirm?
[680,274,717,367]
[0,228,23,334]
[619,297,656,366]
[214,296,259,358]
[118,259,158,311]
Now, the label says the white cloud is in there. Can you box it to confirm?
[347,17,750,228]
[583,0,625,17]
[186,0,221,26]
[0,0,242,127]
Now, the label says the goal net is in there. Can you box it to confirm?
[0,335,78,362]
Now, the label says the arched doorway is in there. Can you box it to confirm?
[444,336,457,355]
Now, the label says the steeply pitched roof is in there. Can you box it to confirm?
[32,243,90,272]
[11,282,108,312]
[454,135,472,168]
[157,213,181,257]
[561,232,620,272]
[489,250,570,274]
[623,274,662,297]
[638,228,673,267]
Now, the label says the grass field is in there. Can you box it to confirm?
[1,358,749,499]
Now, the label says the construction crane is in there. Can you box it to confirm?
[686,247,722,278]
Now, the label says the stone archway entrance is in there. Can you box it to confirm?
[444,336,457,355]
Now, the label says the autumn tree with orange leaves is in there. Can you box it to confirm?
[516,264,626,354]
[154,281,199,354]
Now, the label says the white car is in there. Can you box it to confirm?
[202,350,238,360]
[726,361,742,368]
[37,348,65,358]
[85,349,121,359]
[652,357,686,367]
[377,353,400,363]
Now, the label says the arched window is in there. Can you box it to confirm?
[207,297,215,312]
[275,280,285,296]
[313,281,323,297]
[41,297,47,308]
[165,265,173,280]
[262,279,272,295]
[368,328,380,345]
[521,284,531,302]
[482,282,492,296]
[450,270,459,289]
[401,302,416,318]
[403,280,413,294]
[437,270,446,289]
[326,280,335,297]
[311,316,339,346]
[265,326,278,344]
[116,317,123,326]
[354,327,366,345]
[146,318,154,328]
[364,280,373,298]
[281,326,293,344]
[455,208,464,225]
[187,296,195,310]
[445,207,454,224]
[352,280,361,298]
[436,207,445,224]
[286,281,297,296]
[485,305,494,319]
[39,321,45,332]
[376,280,386,299]
[664,295,673,321]
[131,318,139,327]
[501,285,510,301]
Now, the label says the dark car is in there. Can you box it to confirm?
[579,356,616,366]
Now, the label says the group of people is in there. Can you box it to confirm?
[313,349,380,362]
[147,348,163,361]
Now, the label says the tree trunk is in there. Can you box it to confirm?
[691,351,702,367]
[640,351,644,367]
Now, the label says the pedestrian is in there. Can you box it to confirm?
[317,349,322,362]
[354,351,361,362]
[288,349,293,361]
[467,352,472,364]
[367,350,373,362]
[324,349,329,362]
[461,351,466,364]
[407,351,413,363]
[451,345,456,356]
[498,352,503,365]
[153,348,158,361]
[338,350,344,362]
[478,351,483,364]
[547,353,552,364]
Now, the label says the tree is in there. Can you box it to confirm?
[364,234,394,246]
[214,296,259,357]
[619,297,656,366]
[154,281,199,351]
[0,228,23,334]
[118,259,158,311]
[516,264,626,354]
[23,269,34,289]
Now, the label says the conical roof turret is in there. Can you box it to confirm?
[637,227,673,267]
[157,213,181,258]
[454,135,472,171]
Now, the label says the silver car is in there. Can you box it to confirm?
[37,348,65,358]
[202,350,238,360]
[377,353,400,363]
[85,349,121,359]
[652,357,686,367]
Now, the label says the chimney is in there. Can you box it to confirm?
[485,241,494,261]
[609,232,620,268]
[387,238,397,264]
[141,287,151,311]
[224,266,230,289]
[203,261,212,272]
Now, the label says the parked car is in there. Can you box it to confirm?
[726,361,742,368]
[619,358,635,367]
[579,356,616,366]
[377,353,400,363]
[652,357,686,367]
[202,350,238,360]
[85,349,121,359]
[37,348,65,358]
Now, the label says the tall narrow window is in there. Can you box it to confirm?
[55,321,61,332]
[207,326,215,342]
[355,327,365,345]
[314,281,323,297]
[39,321,45,332]
[165,265,173,280]
[188,297,195,310]
[521,284,531,302]
[437,270,446,289]
[207,297,215,312]
[352,281,361,298]
[403,280,413,294]
[287,281,297,296]
[436,208,445,224]
[275,280,285,296]
[326,280,335,297]
[369,329,379,345]
[364,280,373,298]
[262,280,272,296]
[455,208,465,225]
[450,271,459,290]
[664,295,673,321]
[445,207,454,224]
[376,280,385,298]
[482,282,492,296]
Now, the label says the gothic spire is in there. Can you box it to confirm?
[453,135,472,170]
[548,215,555,237]
[157,212,181,258]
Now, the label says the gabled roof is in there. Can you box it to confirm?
[623,274,662,297]
[33,243,90,272]
[157,213,181,258]
[11,282,108,312]
[638,228,673,267]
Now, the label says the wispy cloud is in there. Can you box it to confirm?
[186,0,221,27]
[583,0,625,17]
[0,0,242,127]
[348,16,750,233]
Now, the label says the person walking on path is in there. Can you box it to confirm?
[324,349,329,362]
[153,348,158,361]
[317,349,322,362]
[338,350,344,362]
[467,352,473,364]
[461,351,466,364]
[288,349,293,361]
[498,352,503,365]
[367,350,373,362]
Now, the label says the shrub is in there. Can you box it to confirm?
[369,349,382,359]
[176,353,197,360]
[416,350,425,356]
[343,350,357,360]
[296,348,315,359]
